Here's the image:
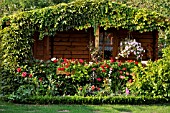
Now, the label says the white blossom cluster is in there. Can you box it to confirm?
[118,38,145,60]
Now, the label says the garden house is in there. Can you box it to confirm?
[1,0,170,64]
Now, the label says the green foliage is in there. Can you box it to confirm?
[0,0,72,18]
[6,95,170,105]
[128,46,170,97]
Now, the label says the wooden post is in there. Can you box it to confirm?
[95,26,100,49]
[43,36,50,60]
[112,31,119,59]
[152,30,158,60]
[51,36,54,58]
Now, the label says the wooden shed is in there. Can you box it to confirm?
[30,0,167,62]
[33,27,158,62]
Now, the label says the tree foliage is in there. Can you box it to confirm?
[0,0,71,18]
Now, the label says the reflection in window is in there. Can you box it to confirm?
[99,32,113,60]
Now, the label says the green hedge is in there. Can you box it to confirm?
[2,95,169,105]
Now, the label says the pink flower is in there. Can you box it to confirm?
[92,68,96,71]
[97,87,100,91]
[96,78,102,82]
[63,58,68,63]
[22,72,27,77]
[17,68,21,73]
[125,87,130,95]
[79,87,82,91]
[118,62,122,66]
[79,59,84,63]
[119,75,125,79]
[91,85,95,91]
[128,79,133,83]
[110,57,115,63]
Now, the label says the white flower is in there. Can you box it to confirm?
[51,57,57,61]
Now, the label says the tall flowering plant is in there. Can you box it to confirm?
[118,38,145,60]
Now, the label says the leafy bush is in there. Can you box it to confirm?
[6,95,170,105]
[127,46,170,97]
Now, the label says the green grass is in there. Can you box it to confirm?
[0,101,170,113]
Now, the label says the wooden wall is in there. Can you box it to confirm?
[33,28,158,61]
[50,30,90,61]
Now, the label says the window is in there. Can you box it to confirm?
[99,29,118,60]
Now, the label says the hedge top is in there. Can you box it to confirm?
[0,0,170,39]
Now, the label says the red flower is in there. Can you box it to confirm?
[96,78,102,82]
[102,69,106,72]
[58,67,65,71]
[119,71,123,74]
[22,72,27,77]
[119,75,125,79]
[100,65,105,69]
[135,61,138,65]
[105,64,110,68]
[39,77,43,82]
[122,68,127,71]
[65,64,70,68]
[29,74,33,78]
[17,68,21,73]
[60,67,65,71]
[97,87,100,91]
[79,59,84,63]
[110,57,115,63]
[91,85,95,91]
[53,59,58,63]
[127,60,133,63]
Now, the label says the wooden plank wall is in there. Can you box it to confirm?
[33,28,157,61]
[50,30,90,61]
[33,33,50,60]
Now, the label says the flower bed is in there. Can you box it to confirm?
[8,58,140,101]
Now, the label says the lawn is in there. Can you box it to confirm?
[0,101,170,113]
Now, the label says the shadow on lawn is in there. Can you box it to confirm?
[114,108,132,113]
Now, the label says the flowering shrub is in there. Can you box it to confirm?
[9,57,139,101]
[118,38,145,60]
